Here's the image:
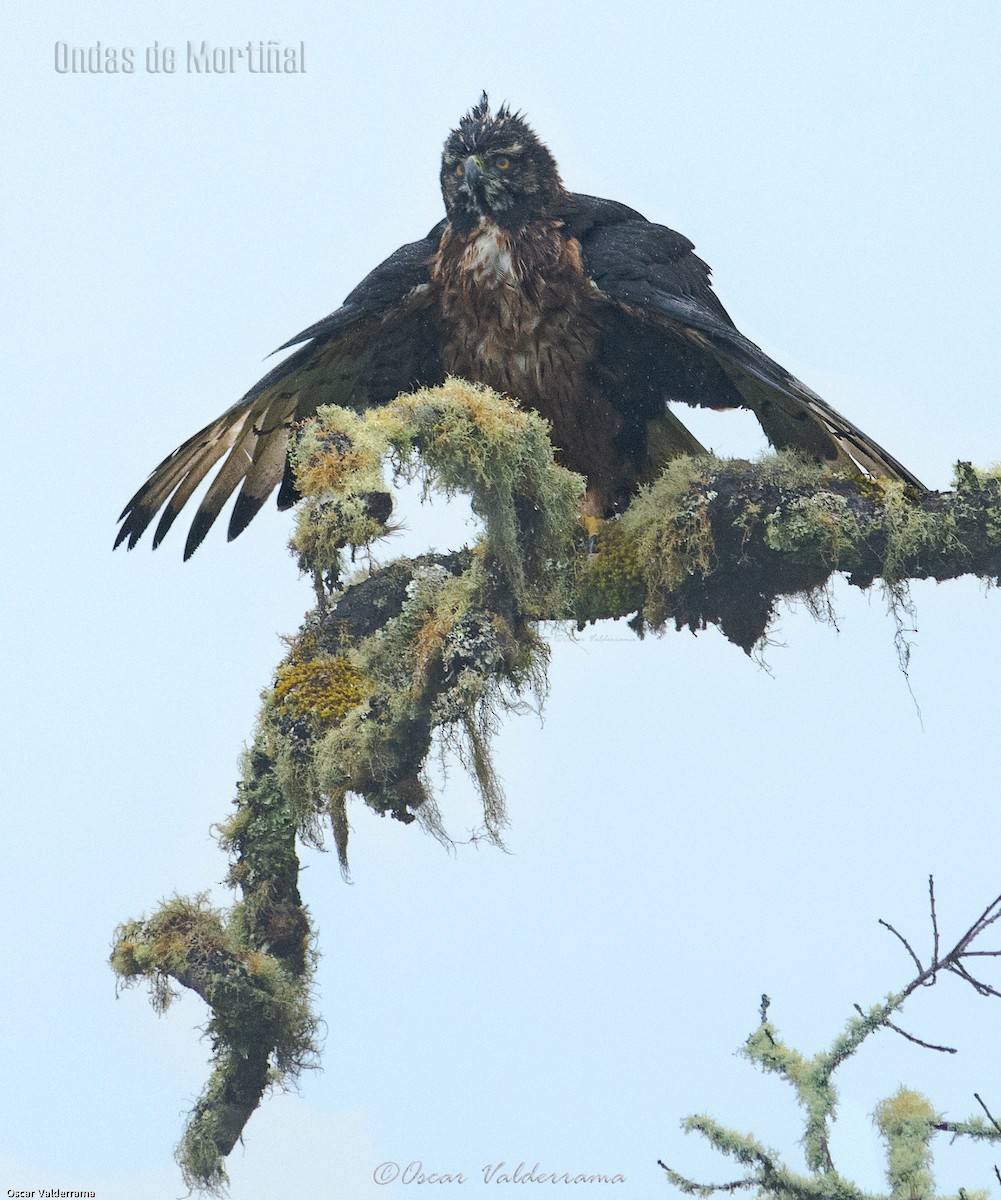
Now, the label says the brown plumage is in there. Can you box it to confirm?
[116,94,921,558]
[430,219,637,514]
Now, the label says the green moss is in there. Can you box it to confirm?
[111,895,228,1007]
[217,753,313,974]
[621,455,719,604]
[574,518,646,624]
[877,463,1001,585]
[111,879,319,1193]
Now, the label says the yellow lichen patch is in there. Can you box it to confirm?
[579,513,604,541]
[273,656,366,725]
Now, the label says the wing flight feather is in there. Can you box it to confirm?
[116,228,444,555]
[571,197,923,488]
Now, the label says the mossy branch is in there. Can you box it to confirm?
[109,382,571,1191]
[581,454,1001,651]
[111,382,1001,1192]
[111,755,319,1195]
[660,880,1001,1200]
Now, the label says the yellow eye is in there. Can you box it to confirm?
[455,164,463,176]
[496,156,510,170]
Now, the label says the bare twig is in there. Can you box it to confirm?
[657,1162,751,1193]
[949,960,1001,1000]
[882,880,1001,1009]
[853,1004,957,1054]
[885,1019,957,1054]
[961,895,1001,946]
[974,1093,1001,1135]
[929,875,940,968]
[878,918,924,977]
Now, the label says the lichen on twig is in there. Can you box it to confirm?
[660,878,1001,1200]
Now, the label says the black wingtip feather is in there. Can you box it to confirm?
[183,512,216,561]
[276,458,300,510]
[152,505,182,550]
[228,492,267,542]
[114,511,153,552]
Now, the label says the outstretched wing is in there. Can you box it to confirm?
[116,224,447,558]
[566,195,923,488]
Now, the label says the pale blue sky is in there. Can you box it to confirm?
[4,2,1001,1197]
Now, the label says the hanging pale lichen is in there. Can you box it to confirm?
[264,380,578,864]
[290,377,584,612]
[266,550,549,868]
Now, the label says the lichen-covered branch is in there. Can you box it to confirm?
[273,379,579,860]
[111,383,1001,1192]
[580,454,1001,651]
[660,881,1001,1199]
[110,753,319,1194]
[109,381,577,1191]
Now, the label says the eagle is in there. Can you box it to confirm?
[116,94,922,559]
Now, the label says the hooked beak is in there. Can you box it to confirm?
[462,155,484,196]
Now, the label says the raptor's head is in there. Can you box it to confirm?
[440,94,565,231]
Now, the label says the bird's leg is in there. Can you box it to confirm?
[580,512,605,555]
